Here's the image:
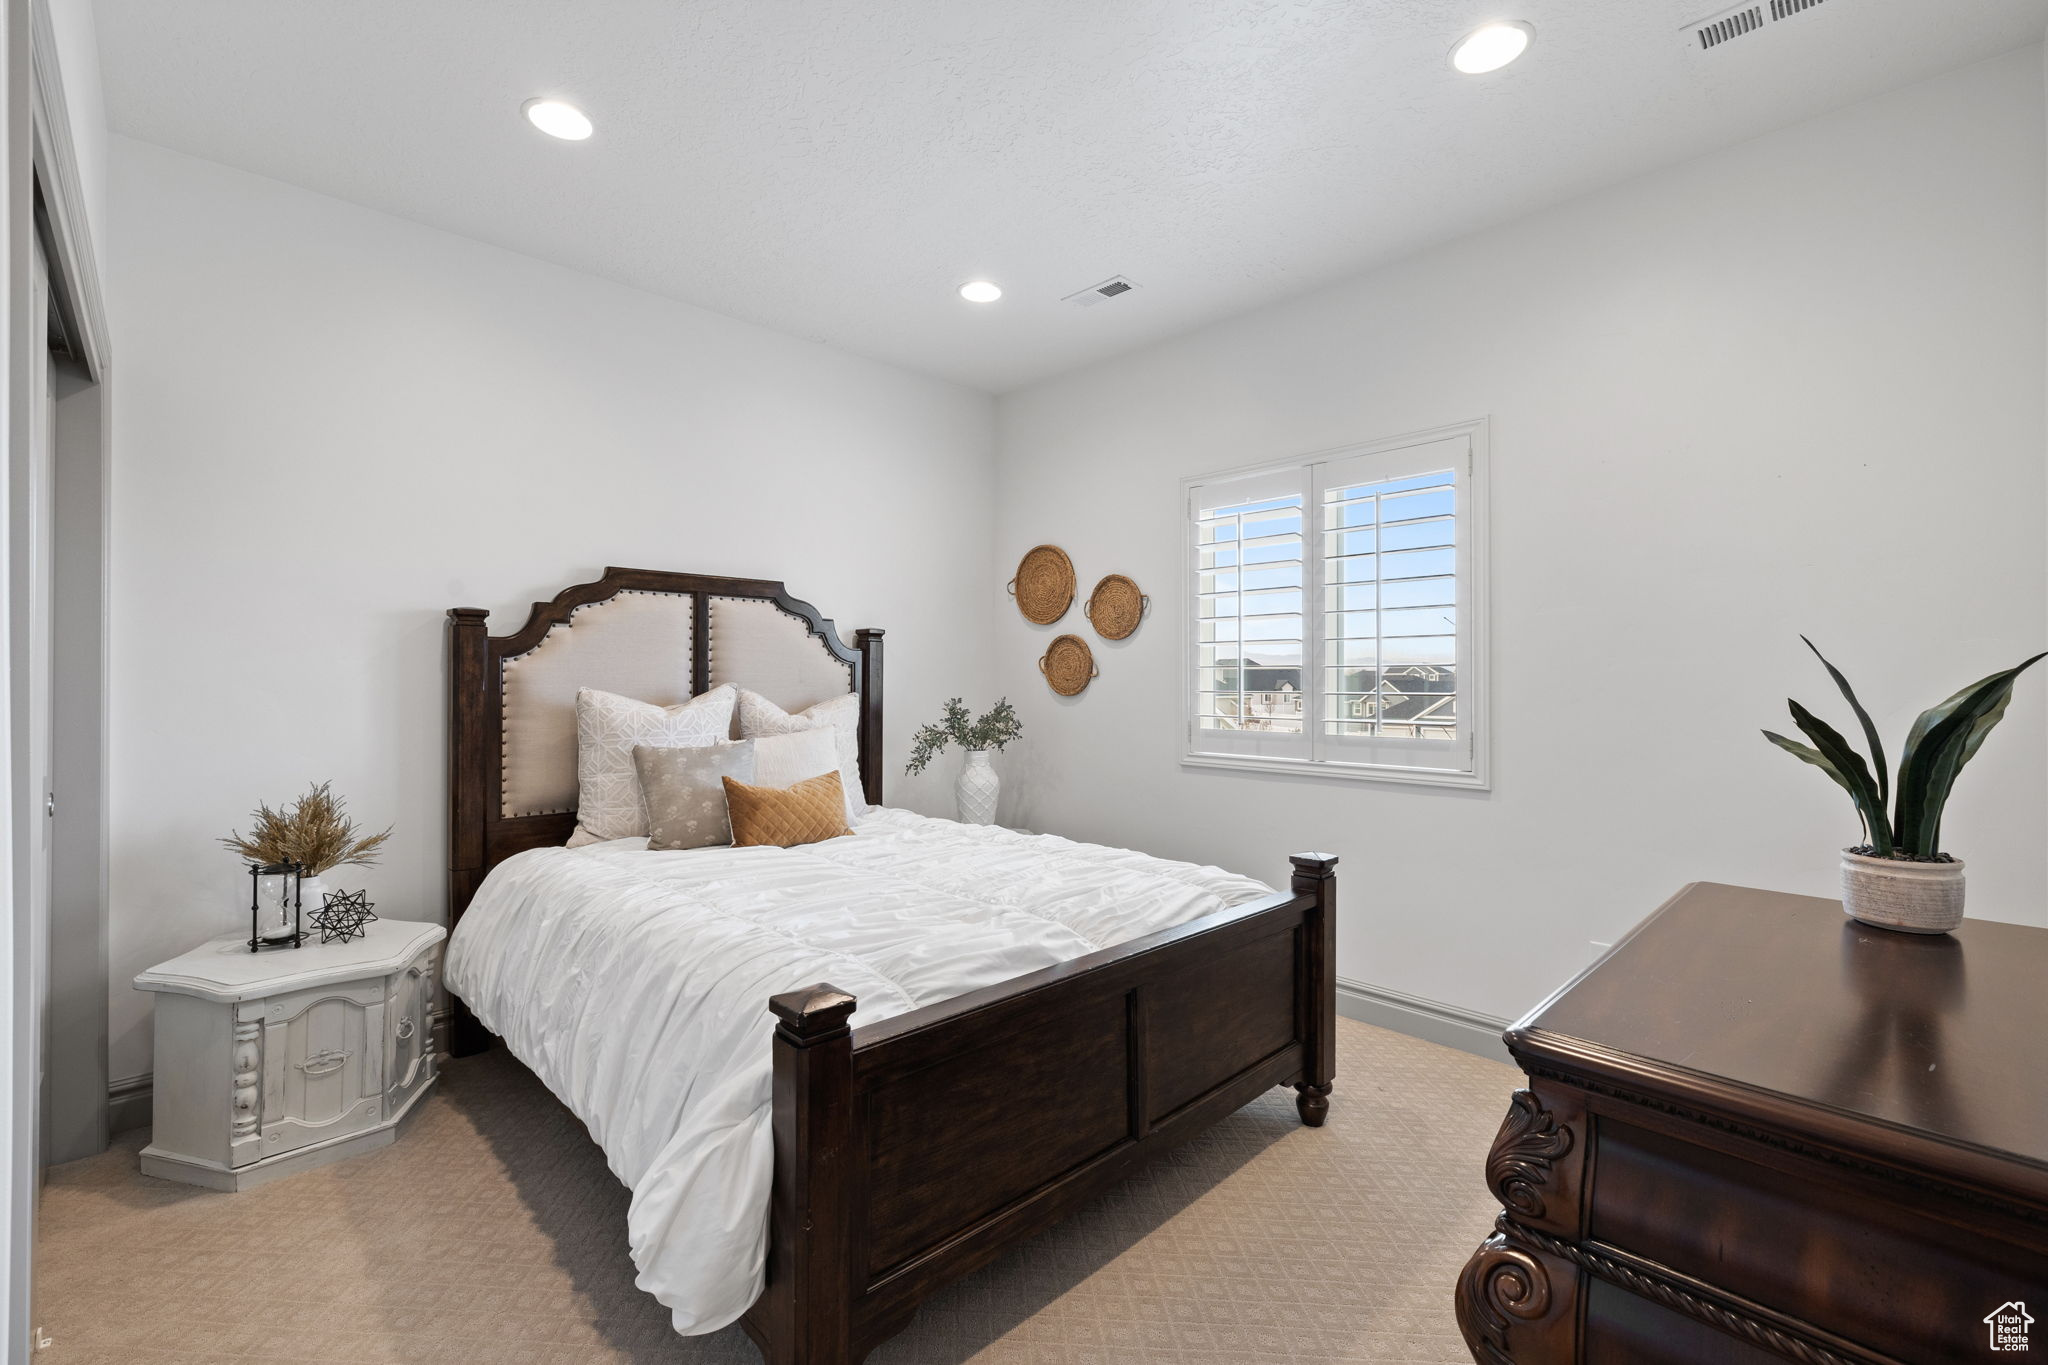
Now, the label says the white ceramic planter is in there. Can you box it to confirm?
[955,750,999,826]
[1840,849,1964,934]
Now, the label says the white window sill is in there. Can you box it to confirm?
[1181,751,1490,791]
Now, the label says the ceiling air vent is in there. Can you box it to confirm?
[1770,0,1825,17]
[1063,276,1139,308]
[1692,5,1764,49]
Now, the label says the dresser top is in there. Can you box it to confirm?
[135,918,445,1003]
[1513,882,2048,1171]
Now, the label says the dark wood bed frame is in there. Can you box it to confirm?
[446,568,1338,1365]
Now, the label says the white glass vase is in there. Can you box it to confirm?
[955,750,999,826]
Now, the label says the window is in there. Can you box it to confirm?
[1183,419,1488,788]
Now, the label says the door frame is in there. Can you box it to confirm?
[32,0,107,1176]
[6,0,110,1354]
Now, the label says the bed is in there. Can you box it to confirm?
[444,567,1338,1365]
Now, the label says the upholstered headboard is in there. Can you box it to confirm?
[447,567,883,925]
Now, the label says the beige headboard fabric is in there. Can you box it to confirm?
[708,596,855,712]
[497,588,855,819]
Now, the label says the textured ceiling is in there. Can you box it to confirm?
[96,0,2048,392]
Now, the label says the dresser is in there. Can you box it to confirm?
[134,918,444,1190]
[1456,882,2048,1365]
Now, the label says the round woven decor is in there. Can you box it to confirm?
[1009,544,1075,625]
[1085,574,1149,640]
[1039,634,1098,697]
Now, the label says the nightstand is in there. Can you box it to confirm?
[133,917,445,1190]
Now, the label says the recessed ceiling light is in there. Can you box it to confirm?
[523,98,593,141]
[1450,22,1533,75]
[958,281,1003,303]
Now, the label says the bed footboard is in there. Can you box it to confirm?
[743,852,1338,1365]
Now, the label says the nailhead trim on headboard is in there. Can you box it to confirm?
[707,594,856,693]
[498,588,696,818]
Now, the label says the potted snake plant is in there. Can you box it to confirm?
[1764,638,2044,934]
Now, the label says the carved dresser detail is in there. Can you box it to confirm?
[135,917,445,1190]
[1456,882,2048,1365]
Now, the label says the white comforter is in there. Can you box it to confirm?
[444,808,1274,1335]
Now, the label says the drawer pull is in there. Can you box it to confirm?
[395,1017,415,1041]
[296,1050,351,1077]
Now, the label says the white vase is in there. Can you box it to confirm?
[1840,849,1964,934]
[955,750,999,826]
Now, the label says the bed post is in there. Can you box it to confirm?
[1290,852,1338,1126]
[759,985,860,1365]
[447,607,494,1057]
[855,628,885,807]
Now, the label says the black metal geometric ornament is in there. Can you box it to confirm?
[310,888,378,945]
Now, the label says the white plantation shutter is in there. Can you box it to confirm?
[1182,422,1488,788]
[1188,466,1310,759]
[1314,435,1475,775]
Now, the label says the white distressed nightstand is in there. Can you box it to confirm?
[133,917,444,1190]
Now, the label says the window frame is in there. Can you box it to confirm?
[1179,417,1491,791]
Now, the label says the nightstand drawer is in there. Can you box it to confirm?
[258,980,389,1161]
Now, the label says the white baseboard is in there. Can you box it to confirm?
[1336,977,1513,1067]
[107,1073,151,1135]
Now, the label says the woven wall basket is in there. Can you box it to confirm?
[1008,545,1075,625]
[1039,634,1098,696]
[1085,574,1149,640]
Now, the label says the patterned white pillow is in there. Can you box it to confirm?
[569,685,737,845]
[736,690,864,821]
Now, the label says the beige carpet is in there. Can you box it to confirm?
[38,1018,1515,1364]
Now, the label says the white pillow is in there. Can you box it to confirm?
[569,684,736,845]
[737,690,864,822]
[752,728,841,792]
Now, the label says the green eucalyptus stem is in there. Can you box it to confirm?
[904,697,1023,775]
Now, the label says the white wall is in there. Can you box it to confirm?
[105,137,995,1081]
[993,48,2048,1025]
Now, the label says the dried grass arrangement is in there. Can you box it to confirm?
[221,782,391,876]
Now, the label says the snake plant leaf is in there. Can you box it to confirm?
[1926,683,2020,832]
[1801,637,1888,811]
[1902,712,1989,859]
[1958,680,2020,771]
[1762,729,1871,844]
[1930,686,2023,854]
[1896,683,1998,856]
[1897,662,2032,775]
[1894,653,2047,856]
[1787,700,1891,855]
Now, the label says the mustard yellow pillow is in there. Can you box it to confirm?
[723,771,852,848]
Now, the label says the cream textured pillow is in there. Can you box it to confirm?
[751,728,841,793]
[634,741,756,851]
[737,690,863,821]
[723,772,851,849]
[570,684,736,845]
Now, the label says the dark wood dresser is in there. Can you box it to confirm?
[1456,882,2048,1364]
